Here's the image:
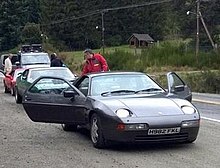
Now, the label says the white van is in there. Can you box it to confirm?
[17,44,51,69]
[18,52,51,69]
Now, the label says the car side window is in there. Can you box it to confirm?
[77,77,89,96]
[168,73,185,91]
[29,78,73,95]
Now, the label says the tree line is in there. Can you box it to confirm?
[0,0,219,52]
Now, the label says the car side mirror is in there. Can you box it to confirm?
[63,90,77,100]
[174,85,185,92]
[22,76,27,80]
[17,72,22,76]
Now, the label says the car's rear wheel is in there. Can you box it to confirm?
[90,113,106,149]
[61,124,78,131]
[4,82,10,93]
[15,88,22,104]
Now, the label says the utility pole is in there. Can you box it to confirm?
[196,0,200,62]
[187,1,217,53]
[101,11,105,54]
[199,11,216,50]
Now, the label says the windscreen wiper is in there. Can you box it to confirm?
[101,90,136,96]
[22,63,49,65]
[135,88,163,94]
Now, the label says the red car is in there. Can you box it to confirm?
[3,68,25,95]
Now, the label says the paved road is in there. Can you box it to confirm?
[0,78,220,168]
[192,92,220,105]
[192,92,220,122]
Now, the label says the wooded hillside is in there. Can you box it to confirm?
[0,0,219,51]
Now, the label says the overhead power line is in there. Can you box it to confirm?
[41,0,172,26]
[103,0,172,12]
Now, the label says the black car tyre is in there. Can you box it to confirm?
[4,82,10,93]
[61,124,78,131]
[15,88,22,104]
[90,113,106,149]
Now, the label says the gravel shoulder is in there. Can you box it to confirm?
[0,79,220,168]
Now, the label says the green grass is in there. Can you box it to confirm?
[57,39,220,75]
[3,39,219,93]
[58,45,138,74]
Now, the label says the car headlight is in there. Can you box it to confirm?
[115,109,132,118]
[181,106,196,114]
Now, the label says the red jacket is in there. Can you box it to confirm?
[82,53,108,75]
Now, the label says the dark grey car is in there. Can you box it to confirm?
[22,71,200,148]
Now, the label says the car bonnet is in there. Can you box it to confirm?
[98,95,184,117]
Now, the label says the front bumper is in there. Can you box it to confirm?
[104,126,199,143]
[100,115,200,143]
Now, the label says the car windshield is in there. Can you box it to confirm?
[91,74,164,96]
[21,53,50,65]
[28,68,75,83]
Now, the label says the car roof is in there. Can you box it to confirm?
[15,68,26,72]
[21,52,48,56]
[86,71,145,77]
[28,67,68,71]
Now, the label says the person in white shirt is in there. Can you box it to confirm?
[4,54,13,75]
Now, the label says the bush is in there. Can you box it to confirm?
[183,71,220,94]
[62,40,220,93]
[152,70,220,94]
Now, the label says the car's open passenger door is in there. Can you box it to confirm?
[22,77,87,124]
[167,72,192,102]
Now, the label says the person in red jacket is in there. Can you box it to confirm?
[81,49,109,75]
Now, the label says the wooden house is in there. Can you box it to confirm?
[128,33,154,48]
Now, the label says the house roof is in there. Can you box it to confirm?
[128,33,154,42]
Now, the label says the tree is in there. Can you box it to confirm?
[1,0,219,51]
[0,0,23,51]
[21,23,42,44]
[0,0,41,51]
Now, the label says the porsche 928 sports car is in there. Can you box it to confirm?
[22,71,200,148]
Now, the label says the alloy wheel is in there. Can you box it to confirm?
[91,117,99,144]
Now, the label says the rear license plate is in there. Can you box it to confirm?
[148,127,181,135]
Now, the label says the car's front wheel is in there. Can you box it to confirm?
[15,88,22,104]
[90,113,106,149]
